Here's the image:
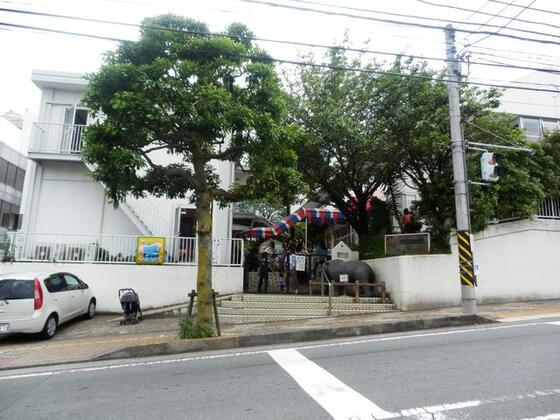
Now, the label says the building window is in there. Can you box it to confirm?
[518,117,560,140]
[14,167,25,192]
[0,158,8,185]
[0,201,20,231]
[520,117,542,139]
[542,119,559,134]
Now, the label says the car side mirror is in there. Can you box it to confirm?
[82,284,89,289]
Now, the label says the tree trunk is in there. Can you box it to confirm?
[195,190,214,330]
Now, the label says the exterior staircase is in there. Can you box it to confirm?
[217,294,398,324]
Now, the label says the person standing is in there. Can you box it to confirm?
[257,251,270,293]
[402,208,413,233]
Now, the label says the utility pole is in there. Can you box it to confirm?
[444,24,477,314]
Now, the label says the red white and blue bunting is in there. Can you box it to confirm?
[248,207,347,239]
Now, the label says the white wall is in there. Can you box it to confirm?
[27,160,140,236]
[366,254,461,310]
[498,72,560,120]
[0,262,242,312]
[365,219,560,310]
[29,82,234,241]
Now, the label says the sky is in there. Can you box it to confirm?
[1,0,560,146]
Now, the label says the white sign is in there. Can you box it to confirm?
[332,241,359,262]
[339,274,349,283]
[295,255,307,271]
[0,324,9,333]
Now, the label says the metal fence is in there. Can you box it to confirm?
[538,196,560,220]
[30,123,85,155]
[1,233,243,266]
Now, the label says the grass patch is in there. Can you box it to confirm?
[178,316,215,339]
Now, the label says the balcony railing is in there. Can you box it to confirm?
[1,233,244,266]
[29,123,86,155]
[538,196,560,220]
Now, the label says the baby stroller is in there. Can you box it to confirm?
[118,288,143,325]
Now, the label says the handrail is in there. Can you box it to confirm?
[328,281,387,304]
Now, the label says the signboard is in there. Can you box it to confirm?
[385,233,430,256]
[295,255,307,271]
[339,274,349,283]
[332,241,359,262]
[136,237,165,265]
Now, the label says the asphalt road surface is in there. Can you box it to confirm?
[1,318,559,420]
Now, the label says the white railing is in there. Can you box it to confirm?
[2,233,244,266]
[125,195,171,236]
[538,196,560,220]
[30,123,86,155]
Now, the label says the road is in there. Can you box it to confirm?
[1,318,559,420]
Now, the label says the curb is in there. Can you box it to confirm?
[94,314,495,362]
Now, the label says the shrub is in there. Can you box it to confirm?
[178,316,215,339]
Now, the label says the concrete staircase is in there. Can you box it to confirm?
[217,294,398,324]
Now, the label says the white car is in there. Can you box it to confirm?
[0,272,96,339]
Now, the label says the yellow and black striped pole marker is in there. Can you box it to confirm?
[457,230,477,287]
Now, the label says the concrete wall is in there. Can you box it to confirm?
[497,72,560,120]
[0,262,243,313]
[365,219,560,310]
[26,160,140,236]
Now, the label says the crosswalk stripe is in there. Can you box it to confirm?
[268,348,398,420]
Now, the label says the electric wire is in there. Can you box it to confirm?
[2,20,560,94]
[414,0,560,31]
[235,0,560,46]
[1,6,560,75]
[467,0,537,48]
[488,0,560,17]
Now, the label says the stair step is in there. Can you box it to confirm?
[218,306,396,316]
[220,301,396,311]
[232,294,385,304]
[219,314,326,324]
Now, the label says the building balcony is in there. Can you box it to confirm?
[28,122,86,161]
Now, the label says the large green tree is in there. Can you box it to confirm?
[375,60,546,251]
[290,48,549,254]
[287,49,395,254]
[83,15,293,330]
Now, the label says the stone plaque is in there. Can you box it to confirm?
[385,233,430,256]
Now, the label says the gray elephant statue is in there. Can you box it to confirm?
[323,259,378,297]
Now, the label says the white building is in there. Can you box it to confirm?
[0,69,247,311]
[497,71,560,137]
[0,112,27,233]
[22,70,236,242]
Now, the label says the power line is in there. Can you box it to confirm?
[467,48,560,69]
[1,6,560,75]
[460,0,516,50]
[415,0,560,32]
[0,21,127,42]
[488,0,560,17]
[3,20,560,94]
[285,0,559,36]
[467,0,537,48]
[467,44,560,63]
[465,120,526,148]
[236,0,560,45]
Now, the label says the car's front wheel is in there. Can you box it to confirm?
[85,299,96,319]
[40,314,57,340]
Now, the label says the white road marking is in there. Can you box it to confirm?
[400,400,482,417]
[549,321,560,326]
[400,388,560,418]
[518,414,560,420]
[498,314,560,323]
[0,320,553,381]
[269,348,398,420]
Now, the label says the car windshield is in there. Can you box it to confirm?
[0,279,34,300]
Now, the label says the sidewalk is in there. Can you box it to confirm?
[1,300,560,371]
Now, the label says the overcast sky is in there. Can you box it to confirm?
[1,0,560,122]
